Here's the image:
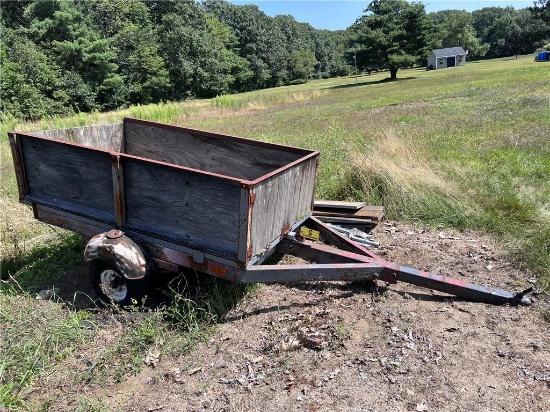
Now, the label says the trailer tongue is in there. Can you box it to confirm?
[9,118,532,306]
[244,216,532,306]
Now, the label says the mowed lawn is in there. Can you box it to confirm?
[1,55,549,288]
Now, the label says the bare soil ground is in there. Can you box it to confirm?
[30,222,550,411]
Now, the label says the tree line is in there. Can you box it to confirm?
[1,0,549,122]
[350,0,550,79]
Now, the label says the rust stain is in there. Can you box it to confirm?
[35,207,102,239]
[280,223,291,240]
[188,255,208,272]
[84,232,148,279]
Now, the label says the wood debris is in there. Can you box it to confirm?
[313,200,384,232]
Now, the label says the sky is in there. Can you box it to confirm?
[229,1,535,30]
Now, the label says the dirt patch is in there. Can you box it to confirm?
[30,222,550,411]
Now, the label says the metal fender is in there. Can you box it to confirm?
[84,230,149,280]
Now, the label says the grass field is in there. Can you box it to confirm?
[1,55,549,409]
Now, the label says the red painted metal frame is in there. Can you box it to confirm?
[246,217,531,306]
[32,204,531,305]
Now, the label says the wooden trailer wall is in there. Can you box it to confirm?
[10,118,319,268]
[34,123,124,152]
[123,119,304,181]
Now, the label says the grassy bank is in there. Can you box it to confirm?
[1,55,548,408]
[186,56,550,283]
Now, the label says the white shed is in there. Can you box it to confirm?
[428,47,467,70]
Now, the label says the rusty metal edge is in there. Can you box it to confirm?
[245,151,320,186]
[13,122,319,189]
[306,216,381,260]
[111,154,126,228]
[26,194,116,226]
[16,129,247,185]
[240,262,382,283]
[34,204,242,281]
[35,205,110,239]
[245,214,311,269]
[34,204,242,269]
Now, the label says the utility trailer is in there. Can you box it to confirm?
[9,118,532,306]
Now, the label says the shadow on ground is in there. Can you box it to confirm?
[327,76,417,90]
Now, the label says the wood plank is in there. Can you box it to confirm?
[20,135,115,223]
[314,216,375,225]
[33,123,123,152]
[249,156,318,261]
[124,121,303,181]
[313,205,385,220]
[313,200,365,210]
[123,157,241,260]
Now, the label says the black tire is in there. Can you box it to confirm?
[90,260,148,306]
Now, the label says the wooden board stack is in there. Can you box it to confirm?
[312,200,385,232]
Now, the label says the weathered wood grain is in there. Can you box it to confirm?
[123,157,241,260]
[124,121,303,181]
[248,156,318,260]
[33,123,123,152]
[314,216,375,225]
[314,200,365,210]
[18,119,322,268]
[20,135,115,223]
[313,206,385,220]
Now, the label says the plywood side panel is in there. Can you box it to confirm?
[124,121,302,181]
[249,156,318,259]
[20,135,115,222]
[123,158,241,260]
[33,123,123,152]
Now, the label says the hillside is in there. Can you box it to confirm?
[1,56,549,410]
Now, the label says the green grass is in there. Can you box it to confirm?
[211,94,247,108]
[177,56,549,281]
[1,232,84,291]
[0,291,91,409]
[0,276,254,409]
[0,55,549,409]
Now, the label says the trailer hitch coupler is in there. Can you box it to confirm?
[514,287,533,306]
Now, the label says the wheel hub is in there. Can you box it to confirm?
[99,269,128,302]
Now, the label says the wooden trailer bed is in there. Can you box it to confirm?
[10,118,319,269]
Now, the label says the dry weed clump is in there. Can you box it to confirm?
[350,130,462,199]
[345,130,470,222]
[286,90,328,103]
[1,199,50,262]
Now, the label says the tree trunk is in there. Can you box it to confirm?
[390,67,398,80]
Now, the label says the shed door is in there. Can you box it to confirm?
[447,56,456,67]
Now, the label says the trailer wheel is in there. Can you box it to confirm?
[90,260,147,306]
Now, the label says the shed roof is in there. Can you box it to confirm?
[431,47,466,57]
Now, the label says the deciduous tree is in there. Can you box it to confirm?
[431,10,488,59]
